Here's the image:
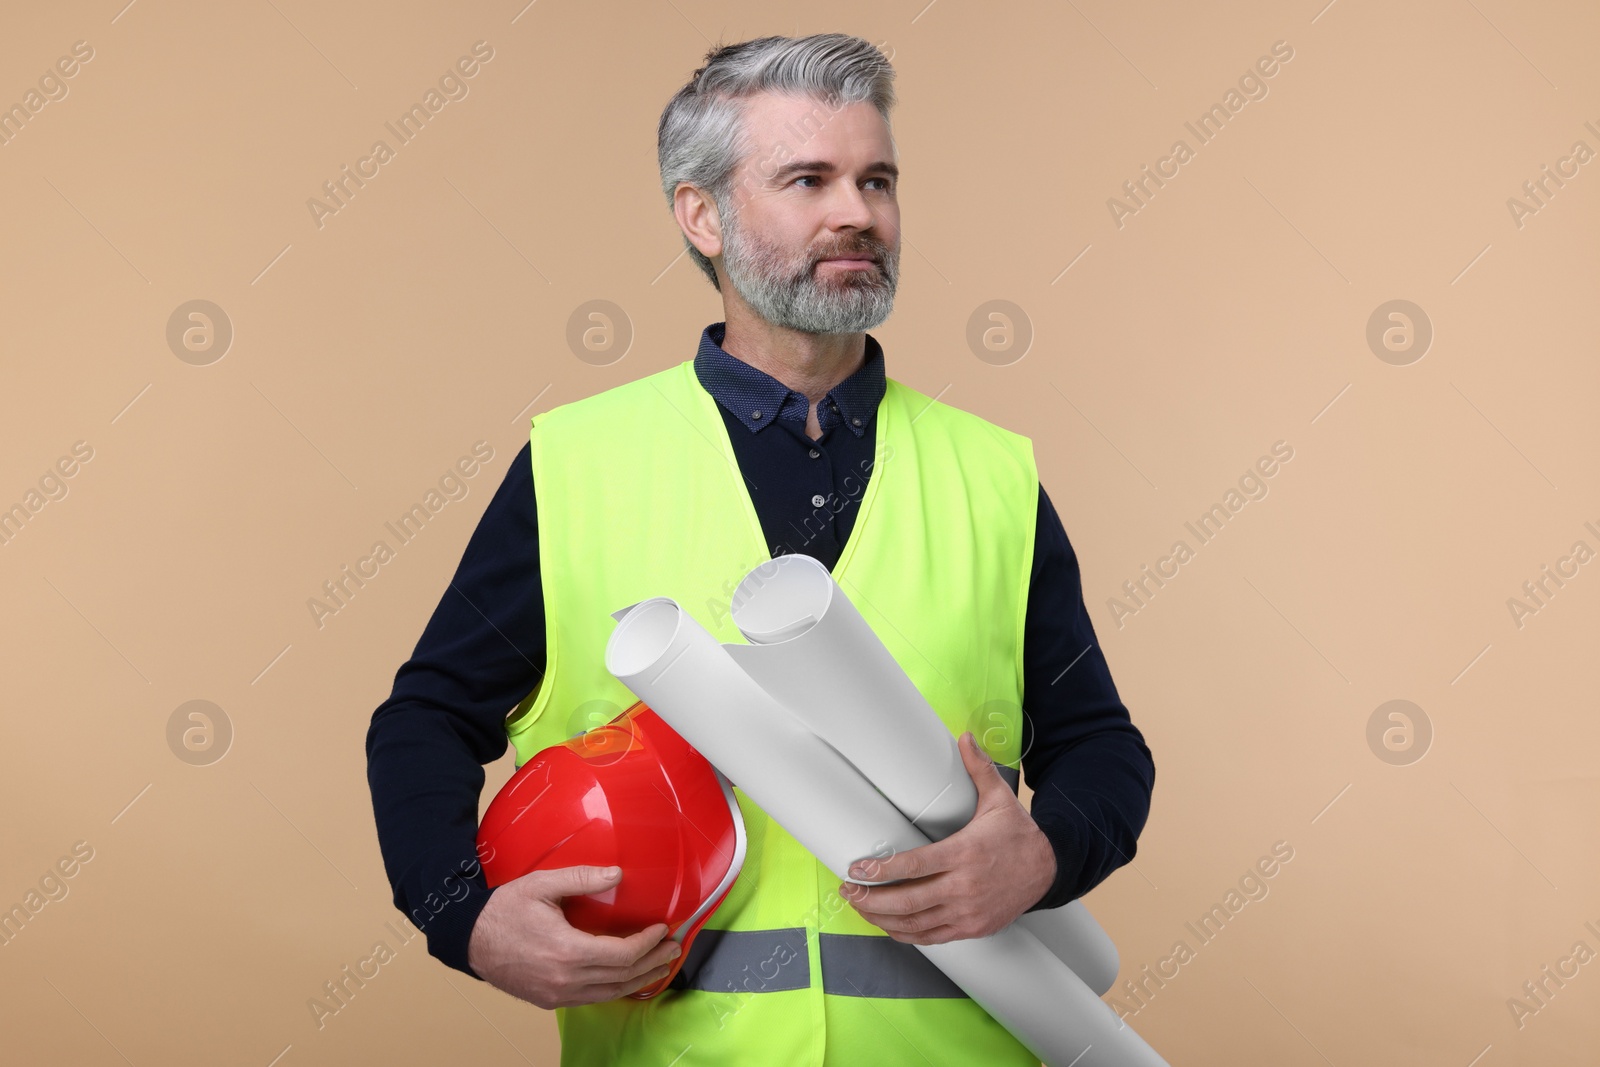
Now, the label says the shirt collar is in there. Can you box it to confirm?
[693,321,886,437]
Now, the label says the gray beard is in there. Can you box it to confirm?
[720,214,900,335]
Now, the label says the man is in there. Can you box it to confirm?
[366,32,1154,1065]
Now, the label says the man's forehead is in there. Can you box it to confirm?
[737,92,892,167]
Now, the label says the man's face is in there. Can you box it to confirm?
[715,93,901,335]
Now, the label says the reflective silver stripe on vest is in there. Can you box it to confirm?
[665,767,1018,999]
[666,928,972,999]
[666,927,810,994]
[819,933,968,998]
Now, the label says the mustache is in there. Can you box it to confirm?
[813,241,889,264]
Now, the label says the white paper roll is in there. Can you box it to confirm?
[606,596,927,877]
[725,555,975,839]
[605,596,1167,1067]
[725,553,1121,997]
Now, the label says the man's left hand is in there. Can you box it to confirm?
[839,730,1058,944]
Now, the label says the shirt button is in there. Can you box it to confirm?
[808,449,820,459]
[751,410,763,420]
[851,417,862,427]
[811,494,826,508]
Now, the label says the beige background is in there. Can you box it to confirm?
[1,0,1596,1063]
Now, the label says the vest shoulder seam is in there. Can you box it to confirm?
[886,377,1030,446]
[534,361,692,428]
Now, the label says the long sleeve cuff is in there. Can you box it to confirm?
[394,856,499,981]
[1026,812,1086,912]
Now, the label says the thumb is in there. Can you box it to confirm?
[959,731,1005,793]
[534,863,623,901]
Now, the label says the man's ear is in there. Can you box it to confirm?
[673,183,724,260]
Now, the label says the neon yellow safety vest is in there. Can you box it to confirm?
[504,355,1041,1066]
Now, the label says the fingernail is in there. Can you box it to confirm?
[669,944,682,959]
[848,864,865,878]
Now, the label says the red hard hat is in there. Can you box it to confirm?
[476,700,747,999]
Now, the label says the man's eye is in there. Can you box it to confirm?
[792,176,894,191]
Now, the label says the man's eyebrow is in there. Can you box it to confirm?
[767,159,899,183]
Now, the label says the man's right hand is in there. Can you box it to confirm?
[467,864,681,1008]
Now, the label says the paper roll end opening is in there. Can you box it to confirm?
[605,598,683,677]
[731,554,835,641]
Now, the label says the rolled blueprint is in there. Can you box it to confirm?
[724,553,1121,996]
[606,597,1167,1067]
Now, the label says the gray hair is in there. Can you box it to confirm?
[657,33,897,292]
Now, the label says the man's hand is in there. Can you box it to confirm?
[467,865,682,1008]
[839,731,1057,944]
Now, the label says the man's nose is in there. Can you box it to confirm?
[823,181,877,230]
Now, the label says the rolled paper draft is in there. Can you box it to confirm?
[723,553,1121,996]
[725,555,975,840]
[607,595,928,878]
[606,596,1167,1067]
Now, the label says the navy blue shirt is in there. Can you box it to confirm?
[365,323,1156,980]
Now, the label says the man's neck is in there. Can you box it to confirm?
[719,304,867,405]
